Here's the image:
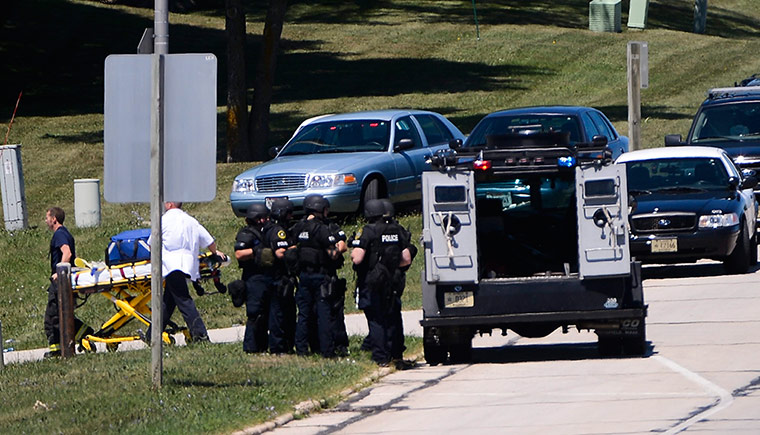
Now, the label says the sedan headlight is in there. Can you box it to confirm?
[307,173,357,189]
[698,212,739,228]
[232,178,256,193]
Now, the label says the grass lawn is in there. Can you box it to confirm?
[0,0,759,430]
[0,336,422,434]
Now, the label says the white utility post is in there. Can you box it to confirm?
[150,0,168,389]
[627,41,645,151]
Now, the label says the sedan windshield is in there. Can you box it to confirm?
[690,102,760,143]
[626,158,729,193]
[279,120,390,156]
[465,115,582,147]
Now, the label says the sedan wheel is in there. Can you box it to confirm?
[362,178,381,205]
[750,232,758,266]
[725,225,751,274]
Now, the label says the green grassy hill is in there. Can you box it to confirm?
[1,0,759,349]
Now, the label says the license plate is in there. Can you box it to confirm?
[651,238,677,253]
[444,291,474,308]
[265,196,287,209]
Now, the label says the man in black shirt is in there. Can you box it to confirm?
[43,207,90,358]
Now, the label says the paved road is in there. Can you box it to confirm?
[271,261,760,434]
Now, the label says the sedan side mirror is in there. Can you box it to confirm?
[394,138,414,152]
[664,134,683,146]
[449,138,463,150]
[268,146,281,158]
[591,135,608,147]
[740,175,758,190]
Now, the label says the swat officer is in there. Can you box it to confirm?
[351,199,412,366]
[268,198,298,353]
[291,194,347,357]
[381,199,417,361]
[234,203,277,353]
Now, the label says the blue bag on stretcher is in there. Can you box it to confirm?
[105,228,151,266]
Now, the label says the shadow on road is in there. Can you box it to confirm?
[642,262,760,280]
[468,341,655,364]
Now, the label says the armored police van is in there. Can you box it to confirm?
[420,132,646,364]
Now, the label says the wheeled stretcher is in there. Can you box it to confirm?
[70,252,229,352]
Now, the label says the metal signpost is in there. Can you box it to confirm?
[627,41,648,151]
[103,0,216,389]
[150,0,167,387]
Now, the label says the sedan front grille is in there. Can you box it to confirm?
[631,213,696,233]
[255,174,307,193]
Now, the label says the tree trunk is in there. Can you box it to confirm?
[247,0,288,162]
[225,0,249,162]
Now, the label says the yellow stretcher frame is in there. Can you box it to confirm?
[72,253,227,352]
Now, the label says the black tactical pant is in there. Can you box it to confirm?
[295,272,333,357]
[270,276,297,354]
[364,289,401,364]
[44,282,87,346]
[243,274,273,353]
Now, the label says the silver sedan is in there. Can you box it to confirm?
[230,109,465,215]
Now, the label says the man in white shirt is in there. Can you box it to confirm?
[149,201,225,343]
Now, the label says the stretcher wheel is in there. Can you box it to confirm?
[106,342,120,352]
[79,339,95,353]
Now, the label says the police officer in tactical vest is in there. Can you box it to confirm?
[291,194,347,357]
[381,199,417,361]
[234,203,278,353]
[269,198,298,353]
[351,199,412,366]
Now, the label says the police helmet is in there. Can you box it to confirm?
[380,198,395,218]
[270,198,294,220]
[246,203,270,220]
[364,199,385,220]
[303,194,329,214]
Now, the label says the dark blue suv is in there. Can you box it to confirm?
[665,85,760,206]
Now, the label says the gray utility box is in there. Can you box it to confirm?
[0,144,28,231]
[589,0,622,33]
[627,0,650,29]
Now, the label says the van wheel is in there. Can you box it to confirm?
[448,341,472,364]
[622,318,647,356]
[423,327,446,366]
[597,336,622,357]
[424,342,446,366]
[725,225,750,274]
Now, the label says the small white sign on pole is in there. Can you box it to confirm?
[639,42,649,89]
[104,54,217,203]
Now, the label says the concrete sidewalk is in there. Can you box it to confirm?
[1,310,423,366]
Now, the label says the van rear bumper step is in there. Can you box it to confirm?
[420,307,647,327]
